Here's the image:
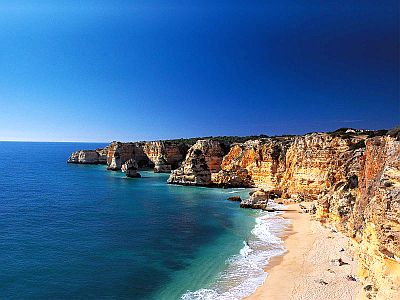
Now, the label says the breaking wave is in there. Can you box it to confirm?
[181,201,290,300]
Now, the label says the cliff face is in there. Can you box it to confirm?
[69,141,188,171]
[214,133,354,198]
[67,147,109,164]
[99,141,188,171]
[106,142,148,170]
[317,136,400,298]
[167,145,212,186]
[167,140,225,185]
[190,139,225,173]
[142,141,188,172]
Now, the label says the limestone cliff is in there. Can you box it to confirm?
[190,139,226,173]
[214,133,358,198]
[166,139,226,185]
[106,142,147,170]
[67,147,108,164]
[316,136,400,298]
[142,141,188,172]
[106,141,188,171]
[167,146,211,186]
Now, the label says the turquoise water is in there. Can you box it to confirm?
[0,142,287,299]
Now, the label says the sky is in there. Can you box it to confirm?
[0,0,398,142]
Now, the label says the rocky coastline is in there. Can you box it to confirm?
[67,127,400,298]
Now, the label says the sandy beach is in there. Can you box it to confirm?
[247,203,363,300]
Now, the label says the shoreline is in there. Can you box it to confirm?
[246,203,362,300]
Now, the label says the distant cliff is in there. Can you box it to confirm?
[68,140,189,173]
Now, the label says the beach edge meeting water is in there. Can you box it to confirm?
[66,127,400,299]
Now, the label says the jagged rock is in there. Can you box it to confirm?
[106,142,147,170]
[215,134,354,197]
[142,141,188,170]
[167,145,211,186]
[213,166,255,187]
[67,150,100,164]
[240,189,271,209]
[105,141,188,171]
[227,196,241,202]
[190,139,226,173]
[153,156,172,173]
[121,159,141,178]
[96,147,109,164]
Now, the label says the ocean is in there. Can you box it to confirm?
[0,142,288,299]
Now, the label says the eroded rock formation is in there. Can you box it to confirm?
[166,139,226,186]
[142,141,188,171]
[153,156,172,173]
[67,148,108,164]
[240,189,272,209]
[213,134,359,198]
[121,159,141,178]
[167,145,212,186]
[106,142,149,170]
[103,141,189,171]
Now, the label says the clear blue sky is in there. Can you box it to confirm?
[0,1,398,142]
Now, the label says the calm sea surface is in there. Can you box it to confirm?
[0,142,287,299]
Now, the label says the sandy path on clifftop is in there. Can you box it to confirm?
[246,203,362,300]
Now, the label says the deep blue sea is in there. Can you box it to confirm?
[0,142,288,300]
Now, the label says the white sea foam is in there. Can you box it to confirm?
[181,206,290,300]
[239,241,253,257]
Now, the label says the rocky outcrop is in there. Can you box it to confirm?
[121,159,141,178]
[142,141,188,171]
[153,156,172,173]
[105,141,188,171]
[166,139,226,186]
[227,196,241,202]
[67,129,399,296]
[68,140,189,171]
[190,139,226,173]
[167,145,212,186]
[67,148,108,164]
[240,189,273,209]
[106,142,149,170]
[96,147,109,164]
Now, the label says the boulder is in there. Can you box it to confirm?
[240,189,271,209]
[227,196,241,202]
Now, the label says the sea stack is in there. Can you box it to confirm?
[121,159,141,178]
[67,150,102,164]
